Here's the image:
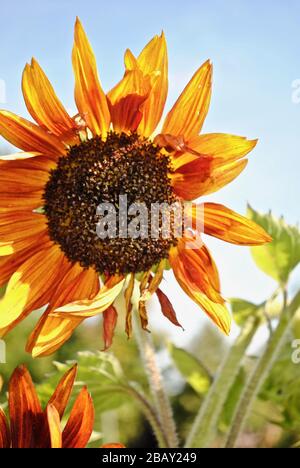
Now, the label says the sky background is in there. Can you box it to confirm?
[0,0,299,346]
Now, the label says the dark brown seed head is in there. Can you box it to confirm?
[44,132,179,275]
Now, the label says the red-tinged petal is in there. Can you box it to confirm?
[169,241,231,335]
[102,306,118,350]
[0,407,10,448]
[156,288,183,329]
[72,18,110,136]
[0,110,66,157]
[107,69,151,133]
[8,365,43,448]
[46,404,62,448]
[171,157,248,200]
[176,236,223,304]
[192,203,272,245]
[62,387,94,448]
[22,59,77,140]
[47,365,78,419]
[108,93,148,133]
[162,60,212,140]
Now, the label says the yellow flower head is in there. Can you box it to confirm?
[0,19,271,356]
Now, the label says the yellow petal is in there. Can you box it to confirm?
[0,110,65,157]
[27,266,99,358]
[0,244,66,333]
[72,18,110,136]
[0,152,42,161]
[187,133,258,162]
[136,32,168,137]
[22,59,76,139]
[162,60,212,140]
[51,276,125,318]
[124,49,138,70]
[46,404,62,448]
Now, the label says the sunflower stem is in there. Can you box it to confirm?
[185,315,260,448]
[134,314,179,448]
[224,288,300,448]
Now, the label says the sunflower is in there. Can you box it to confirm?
[0,19,270,357]
[0,364,94,448]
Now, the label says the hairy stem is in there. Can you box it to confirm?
[134,315,179,448]
[103,384,168,448]
[185,315,260,448]
[224,289,300,448]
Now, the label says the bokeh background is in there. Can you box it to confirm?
[0,0,299,447]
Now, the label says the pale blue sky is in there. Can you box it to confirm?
[0,0,299,342]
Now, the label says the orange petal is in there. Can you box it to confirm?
[135,32,168,136]
[0,156,55,193]
[51,276,124,318]
[0,212,47,256]
[107,69,150,133]
[0,407,10,448]
[0,235,49,288]
[26,265,99,357]
[62,387,94,448]
[22,59,77,140]
[0,191,44,213]
[0,243,67,334]
[101,443,126,448]
[162,60,212,140]
[46,404,62,448]
[47,365,78,419]
[169,239,231,335]
[176,236,223,303]
[102,306,118,350]
[171,156,248,200]
[0,110,65,157]
[191,203,272,245]
[8,365,43,448]
[156,288,183,329]
[72,18,110,136]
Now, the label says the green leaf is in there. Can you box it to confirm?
[230,298,262,327]
[169,345,211,395]
[247,206,300,285]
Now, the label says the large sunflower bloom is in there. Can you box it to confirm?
[0,19,270,356]
[0,365,94,448]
